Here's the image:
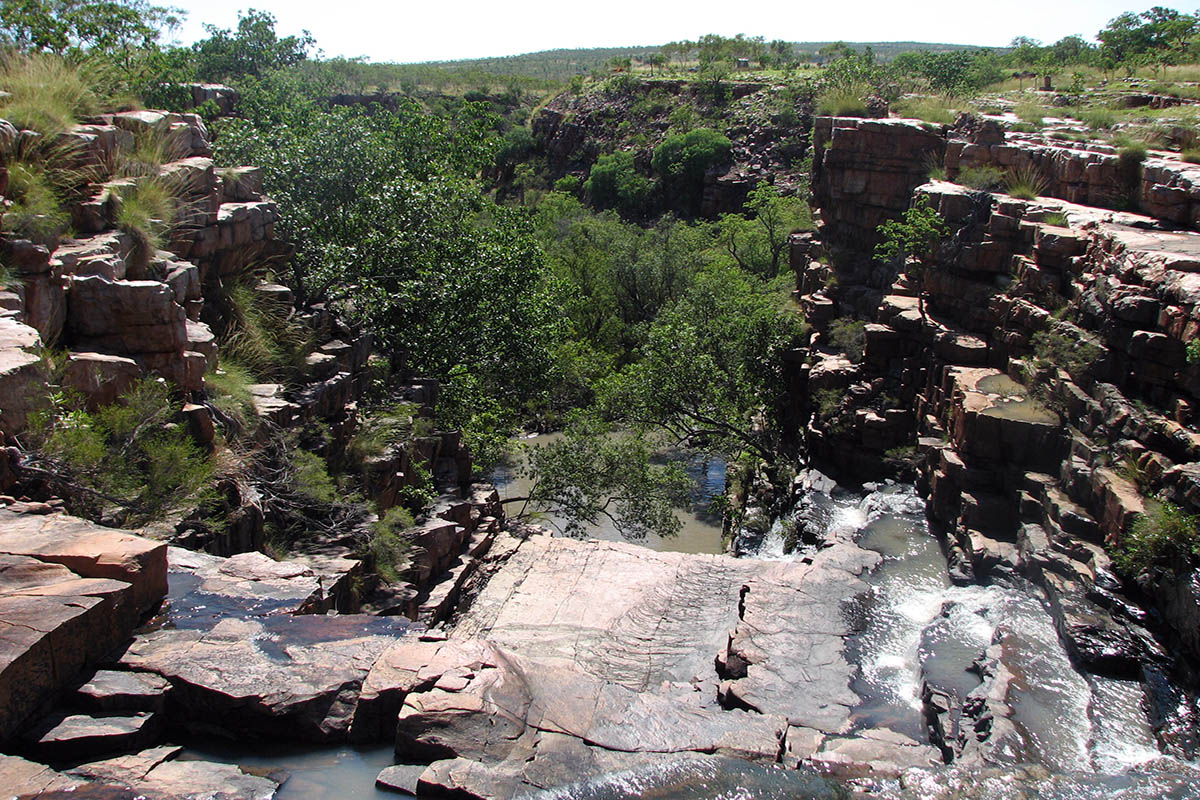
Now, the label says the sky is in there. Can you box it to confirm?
[165,0,1187,64]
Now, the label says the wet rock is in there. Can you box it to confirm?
[120,615,408,741]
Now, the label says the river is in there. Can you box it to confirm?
[489,432,728,555]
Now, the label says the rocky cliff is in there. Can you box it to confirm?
[800,114,1200,759]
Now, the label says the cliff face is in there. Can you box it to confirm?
[802,116,1200,755]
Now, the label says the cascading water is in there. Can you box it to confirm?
[747,475,1182,778]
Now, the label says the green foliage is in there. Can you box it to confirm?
[891,49,1005,97]
[28,379,213,522]
[0,0,179,55]
[891,96,957,125]
[218,282,313,382]
[291,448,337,504]
[956,165,1006,191]
[812,388,843,419]
[1014,102,1046,126]
[1,159,71,242]
[345,402,419,464]
[1075,106,1118,130]
[365,506,414,583]
[584,150,654,218]
[192,9,314,83]
[113,176,177,271]
[1183,149,1200,164]
[521,413,693,540]
[829,318,867,363]
[1187,337,1200,365]
[875,197,949,319]
[1043,211,1070,227]
[1031,328,1103,377]
[717,183,813,278]
[1113,499,1200,575]
[815,84,870,117]
[651,128,732,211]
[203,361,257,432]
[602,263,808,461]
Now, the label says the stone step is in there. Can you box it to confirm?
[76,670,171,714]
[26,711,161,763]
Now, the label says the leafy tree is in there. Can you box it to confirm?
[584,150,654,218]
[511,412,692,540]
[602,263,807,462]
[717,183,811,278]
[192,9,314,83]
[875,197,948,321]
[651,128,731,215]
[0,0,179,55]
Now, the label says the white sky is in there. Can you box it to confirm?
[164,1,1187,63]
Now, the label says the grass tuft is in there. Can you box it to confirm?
[0,52,97,138]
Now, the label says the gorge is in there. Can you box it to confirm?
[2,9,1200,800]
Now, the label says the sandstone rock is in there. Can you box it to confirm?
[65,276,187,355]
[63,352,142,408]
[120,614,409,741]
[0,753,81,795]
[66,744,180,786]
[375,763,426,795]
[76,670,171,713]
[0,316,47,437]
[26,711,161,763]
[0,510,167,613]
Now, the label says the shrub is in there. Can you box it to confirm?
[1014,102,1045,126]
[1183,149,1200,164]
[892,96,956,125]
[585,151,654,217]
[1188,337,1200,365]
[1005,164,1049,200]
[218,282,314,381]
[345,402,419,464]
[1114,500,1200,575]
[203,361,258,433]
[828,318,867,363]
[364,506,415,583]
[553,175,582,195]
[957,165,1006,191]
[651,128,732,189]
[28,379,214,522]
[1076,106,1118,130]
[813,388,843,419]
[114,177,178,274]
[1,160,70,242]
[1031,328,1102,377]
[291,449,337,504]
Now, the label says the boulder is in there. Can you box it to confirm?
[0,316,47,436]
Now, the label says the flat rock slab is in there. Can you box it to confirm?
[27,711,161,763]
[0,510,167,613]
[120,615,414,741]
[0,551,140,742]
[0,753,81,795]
[376,763,426,794]
[76,670,171,712]
[453,535,816,693]
[69,748,280,800]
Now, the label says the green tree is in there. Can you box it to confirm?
[584,150,654,218]
[875,197,948,321]
[511,412,693,540]
[717,183,812,278]
[0,0,179,55]
[651,128,731,215]
[192,9,314,83]
[602,263,807,462]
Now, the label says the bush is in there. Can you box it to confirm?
[585,151,654,217]
[1114,500,1200,575]
[28,379,214,522]
[815,83,871,117]
[218,281,314,380]
[292,448,337,503]
[957,165,1006,191]
[203,361,257,433]
[364,506,415,583]
[1,160,71,242]
[651,128,732,197]
[828,318,867,363]
[1031,328,1102,377]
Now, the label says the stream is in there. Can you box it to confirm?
[181,471,1199,799]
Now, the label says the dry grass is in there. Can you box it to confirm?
[0,52,97,138]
